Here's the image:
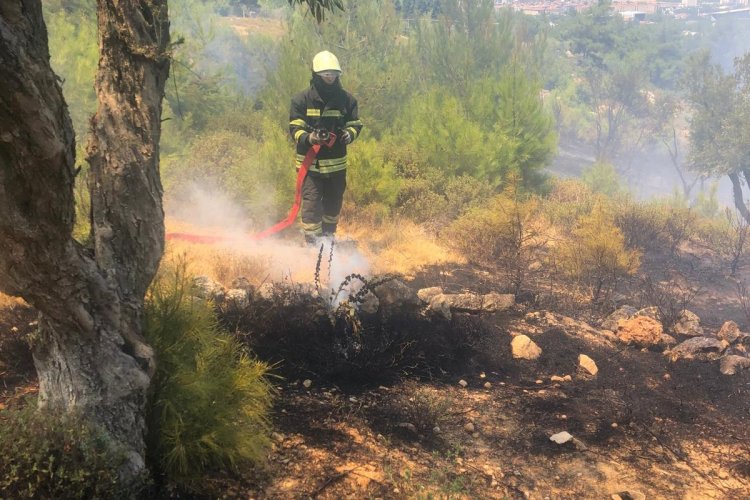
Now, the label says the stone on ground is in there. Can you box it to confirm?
[511,335,542,360]
[578,354,599,376]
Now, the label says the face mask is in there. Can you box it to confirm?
[317,71,340,84]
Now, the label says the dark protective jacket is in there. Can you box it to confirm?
[289,83,362,175]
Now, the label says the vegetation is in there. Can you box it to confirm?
[11,0,750,493]
[0,406,140,499]
[556,200,641,302]
[144,262,274,490]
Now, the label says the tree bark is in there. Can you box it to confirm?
[0,0,169,482]
[728,172,750,226]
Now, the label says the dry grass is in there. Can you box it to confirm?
[223,16,286,40]
[164,216,461,286]
[0,293,26,309]
[343,218,464,278]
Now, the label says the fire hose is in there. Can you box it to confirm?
[165,131,337,244]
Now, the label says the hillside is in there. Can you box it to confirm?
[2,222,749,499]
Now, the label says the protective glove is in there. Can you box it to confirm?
[308,130,324,145]
[340,130,353,145]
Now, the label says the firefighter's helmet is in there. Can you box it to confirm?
[312,51,342,74]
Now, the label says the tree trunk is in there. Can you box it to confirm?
[728,172,750,225]
[0,0,169,482]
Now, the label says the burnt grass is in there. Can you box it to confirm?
[214,257,750,498]
[2,247,749,497]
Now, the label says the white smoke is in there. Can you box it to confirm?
[166,184,371,292]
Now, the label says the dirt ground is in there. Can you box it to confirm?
[222,262,750,499]
[1,242,749,499]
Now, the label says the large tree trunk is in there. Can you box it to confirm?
[0,0,169,481]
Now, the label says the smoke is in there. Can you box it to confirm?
[167,182,250,234]
[166,184,371,292]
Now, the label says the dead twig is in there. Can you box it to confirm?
[312,465,364,497]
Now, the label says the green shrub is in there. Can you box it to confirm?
[556,201,641,302]
[443,174,495,220]
[0,406,139,499]
[445,185,544,292]
[614,199,695,254]
[695,208,750,275]
[346,138,401,209]
[396,177,449,226]
[542,178,598,230]
[144,263,274,490]
[581,160,625,197]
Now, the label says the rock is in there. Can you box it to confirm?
[257,282,275,300]
[193,275,225,302]
[302,379,312,389]
[224,288,249,309]
[397,422,418,433]
[511,335,542,360]
[433,426,441,434]
[549,431,573,444]
[578,354,598,376]
[417,286,443,303]
[484,382,492,389]
[668,337,728,361]
[659,333,678,346]
[671,309,703,337]
[717,321,742,343]
[230,276,253,291]
[358,293,379,315]
[635,306,660,321]
[550,375,570,383]
[464,422,475,433]
[720,355,750,375]
[601,305,638,331]
[428,292,515,320]
[458,379,468,388]
[616,316,663,346]
[373,279,420,309]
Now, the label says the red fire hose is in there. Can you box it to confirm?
[166,133,335,244]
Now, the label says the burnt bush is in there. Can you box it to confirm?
[218,280,484,384]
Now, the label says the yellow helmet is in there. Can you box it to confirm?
[312,50,342,74]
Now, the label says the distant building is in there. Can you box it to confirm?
[620,10,647,20]
[612,0,658,14]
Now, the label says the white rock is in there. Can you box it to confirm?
[417,286,443,303]
[550,431,573,444]
[302,379,312,389]
[511,335,542,360]
[578,354,598,376]
[720,355,750,375]
[458,379,468,388]
[484,382,492,389]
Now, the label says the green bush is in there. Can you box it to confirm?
[542,178,598,230]
[445,185,543,292]
[614,199,695,254]
[144,263,274,490]
[581,160,625,197]
[556,201,641,302]
[0,406,139,499]
[346,138,401,209]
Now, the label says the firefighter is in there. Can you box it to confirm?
[289,50,363,245]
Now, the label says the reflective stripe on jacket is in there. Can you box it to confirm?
[289,85,362,175]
